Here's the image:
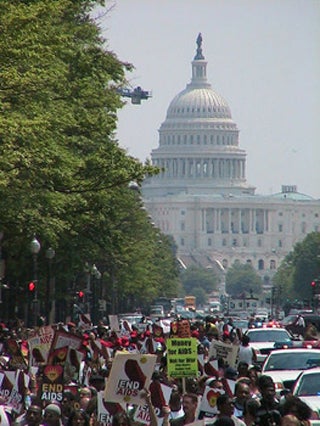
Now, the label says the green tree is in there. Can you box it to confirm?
[0,0,179,320]
[225,262,262,297]
[180,266,218,304]
[273,232,320,302]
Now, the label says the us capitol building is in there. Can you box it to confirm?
[142,34,320,284]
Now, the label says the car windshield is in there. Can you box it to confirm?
[247,330,291,342]
[233,320,248,328]
[264,352,320,371]
[281,315,297,325]
[295,373,320,396]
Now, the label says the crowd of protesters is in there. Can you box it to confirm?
[0,313,317,426]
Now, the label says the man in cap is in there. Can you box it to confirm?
[43,403,62,426]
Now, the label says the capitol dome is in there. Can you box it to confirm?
[164,32,233,123]
[145,33,255,197]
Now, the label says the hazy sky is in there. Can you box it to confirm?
[97,0,320,198]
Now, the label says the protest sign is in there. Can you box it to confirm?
[208,340,239,368]
[108,315,120,332]
[0,370,29,414]
[50,330,83,351]
[199,386,224,416]
[104,353,157,405]
[170,319,191,338]
[28,326,55,365]
[97,391,124,426]
[133,381,172,425]
[166,337,198,378]
[40,365,64,403]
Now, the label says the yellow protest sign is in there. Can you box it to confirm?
[167,337,198,378]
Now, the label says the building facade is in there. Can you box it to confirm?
[142,34,320,282]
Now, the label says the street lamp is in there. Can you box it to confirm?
[84,262,101,324]
[30,235,41,326]
[46,247,55,324]
[91,264,101,324]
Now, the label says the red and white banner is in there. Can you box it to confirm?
[104,353,157,405]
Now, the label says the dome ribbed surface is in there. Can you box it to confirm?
[167,87,232,120]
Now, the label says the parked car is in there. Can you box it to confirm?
[292,367,320,422]
[245,327,301,364]
[262,348,320,394]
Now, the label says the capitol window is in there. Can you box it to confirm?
[270,260,276,270]
[258,259,264,270]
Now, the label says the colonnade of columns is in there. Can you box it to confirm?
[153,157,246,180]
[203,207,270,234]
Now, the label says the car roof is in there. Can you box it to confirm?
[297,366,320,376]
[266,348,320,355]
[246,327,288,332]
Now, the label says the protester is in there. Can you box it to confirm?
[112,412,132,426]
[280,396,312,426]
[13,403,43,426]
[166,393,198,426]
[212,394,246,426]
[0,311,314,426]
[254,375,281,426]
[233,381,251,419]
[242,398,261,426]
[66,409,90,426]
[168,390,184,420]
[43,404,63,426]
[238,335,257,366]
[247,366,261,398]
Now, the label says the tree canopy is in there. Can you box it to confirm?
[225,262,263,297]
[180,266,218,305]
[273,232,320,303]
[0,0,180,321]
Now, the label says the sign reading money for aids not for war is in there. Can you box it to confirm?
[104,353,157,405]
[166,337,198,378]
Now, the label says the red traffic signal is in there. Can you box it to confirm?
[77,291,85,300]
[311,281,316,287]
[28,282,36,292]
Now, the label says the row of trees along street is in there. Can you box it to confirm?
[0,0,180,323]
[0,1,318,323]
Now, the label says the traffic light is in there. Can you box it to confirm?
[311,279,320,296]
[76,291,85,303]
[28,282,36,292]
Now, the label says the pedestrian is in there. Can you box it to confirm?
[165,393,199,426]
[238,336,257,366]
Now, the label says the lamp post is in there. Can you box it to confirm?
[30,236,41,326]
[46,247,55,324]
[84,262,101,324]
[91,264,101,324]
